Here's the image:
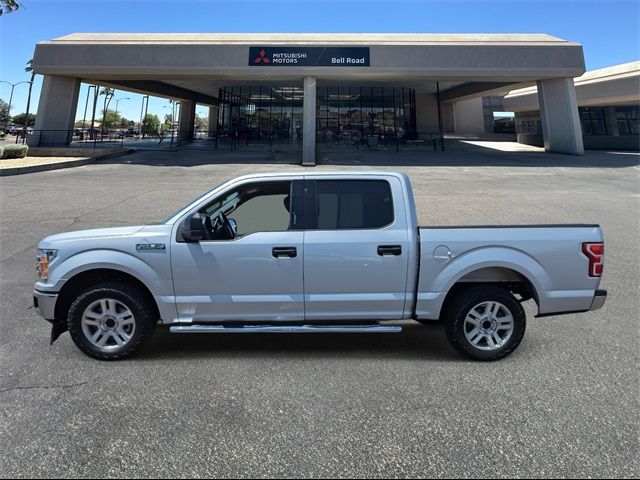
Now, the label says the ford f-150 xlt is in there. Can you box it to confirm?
[34,171,607,361]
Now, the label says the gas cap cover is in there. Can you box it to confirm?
[433,245,453,264]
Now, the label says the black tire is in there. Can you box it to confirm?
[443,285,526,361]
[67,282,157,361]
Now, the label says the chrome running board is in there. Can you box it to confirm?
[169,324,402,334]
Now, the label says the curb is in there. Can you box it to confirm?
[0,148,137,176]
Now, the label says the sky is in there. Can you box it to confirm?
[0,0,638,123]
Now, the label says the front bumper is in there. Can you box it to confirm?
[590,289,607,311]
[33,290,58,320]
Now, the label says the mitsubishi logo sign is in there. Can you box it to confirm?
[249,47,370,67]
[254,49,271,64]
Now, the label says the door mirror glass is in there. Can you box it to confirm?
[182,213,206,242]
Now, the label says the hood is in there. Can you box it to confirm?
[39,226,145,247]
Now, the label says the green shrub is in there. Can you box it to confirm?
[0,146,4,159]
[1,144,28,159]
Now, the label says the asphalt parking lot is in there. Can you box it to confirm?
[1,144,638,478]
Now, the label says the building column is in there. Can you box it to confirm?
[537,78,584,155]
[178,100,196,142]
[302,76,316,166]
[28,75,81,147]
[208,105,218,138]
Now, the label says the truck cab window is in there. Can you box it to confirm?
[314,180,394,229]
[201,181,293,239]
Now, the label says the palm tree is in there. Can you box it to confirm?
[1,1,21,16]
[23,59,35,137]
[99,87,115,137]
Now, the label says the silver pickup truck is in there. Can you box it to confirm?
[34,171,607,361]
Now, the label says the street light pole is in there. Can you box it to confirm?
[143,95,149,138]
[114,97,130,146]
[90,87,99,144]
[81,85,95,141]
[113,97,130,130]
[171,101,177,147]
[139,95,148,139]
[1,80,32,133]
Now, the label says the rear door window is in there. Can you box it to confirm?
[312,180,394,230]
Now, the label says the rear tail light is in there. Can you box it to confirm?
[582,242,604,277]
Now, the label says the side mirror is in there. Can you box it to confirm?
[182,213,205,242]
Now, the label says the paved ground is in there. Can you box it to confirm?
[0,143,638,478]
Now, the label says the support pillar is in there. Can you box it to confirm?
[178,100,196,142]
[302,77,316,166]
[29,75,81,147]
[537,78,584,155]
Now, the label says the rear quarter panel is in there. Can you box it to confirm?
[416,225,604,319]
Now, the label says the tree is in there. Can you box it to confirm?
[0,0,20,15]
[99,87,115,134]
[163,113,173,132]
[24,59,36,131]
[141,113,160,135]
[0,99,9,126]
[11,112,36,127]
[195,113,208,131]
[101,108,123,130]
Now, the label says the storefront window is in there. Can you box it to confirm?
[217,85,417,145]
[517,120,540,135]
[579,107,607,135]
[316,86,416,146]
[616,106,639,136]
[218,86,303,144]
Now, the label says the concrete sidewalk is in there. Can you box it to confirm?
[0,148,136,176]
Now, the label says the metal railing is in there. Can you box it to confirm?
[3,128,445,152]
[192,129,445,152]
[316,130,444,152]
[4,129,189,150]
[201,130,303,151]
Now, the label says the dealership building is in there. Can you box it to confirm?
[504,61,639,151]
[30,33,590,164]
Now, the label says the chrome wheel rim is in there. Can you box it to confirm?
[464,301,514,351]
[81,298,136,350]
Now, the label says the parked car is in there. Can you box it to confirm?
[14,128,33,138]
[33,172,607,361]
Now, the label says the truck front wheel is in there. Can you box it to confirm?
[444,285,526,361]
[67,282,157,361]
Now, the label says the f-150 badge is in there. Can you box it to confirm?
[136,243,166,251]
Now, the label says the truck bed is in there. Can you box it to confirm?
[414,224,604,320]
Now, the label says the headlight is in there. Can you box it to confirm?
[36,249,57,281]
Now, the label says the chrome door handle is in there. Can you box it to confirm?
[377,245,402,256]
[272,247,297,258]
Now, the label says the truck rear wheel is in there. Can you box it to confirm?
[444,285,526,361]
[67,282,157,361]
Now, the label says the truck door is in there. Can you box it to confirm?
[171,179,305,322]
[303,177,410,320]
